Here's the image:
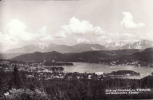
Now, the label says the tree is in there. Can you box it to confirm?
[12,65,22,89]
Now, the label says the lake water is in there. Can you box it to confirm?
[63,62,153,79]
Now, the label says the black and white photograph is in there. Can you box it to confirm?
[0,0,153,99]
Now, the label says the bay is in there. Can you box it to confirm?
[63,62,153,79]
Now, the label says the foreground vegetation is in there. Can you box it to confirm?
[0,66,153,100]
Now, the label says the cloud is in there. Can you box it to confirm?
[76,38,90,44]
[1,17,151,52]
[55,17,143,45]
[138,33,153,40]
[121,12,145,29]
[96,32,137,44]
[54,31,66,38]
[62,17,104,35]
[38,26,53,42]
[54,17,106,45]
[0,19,53,51]
[5,19,37,41]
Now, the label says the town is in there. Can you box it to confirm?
[0,59,147,81]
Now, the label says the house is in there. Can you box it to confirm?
[95,72,104,75]
[0,61,10,65]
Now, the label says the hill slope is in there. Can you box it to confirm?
[12,49,140,64]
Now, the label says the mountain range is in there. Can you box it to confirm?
[106,40,153,50]
[0,53,23,59]
[5,40,153,54]
[6,43,107,53]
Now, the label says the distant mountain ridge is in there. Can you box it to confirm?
[106,40,153,50]
[122,40,153,49]
[0,53,24,59]
[6,43,107,54]
[5,40,153,54]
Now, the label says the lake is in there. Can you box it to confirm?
[63,62,153,79]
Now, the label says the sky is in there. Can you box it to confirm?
[0,0,153,51]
